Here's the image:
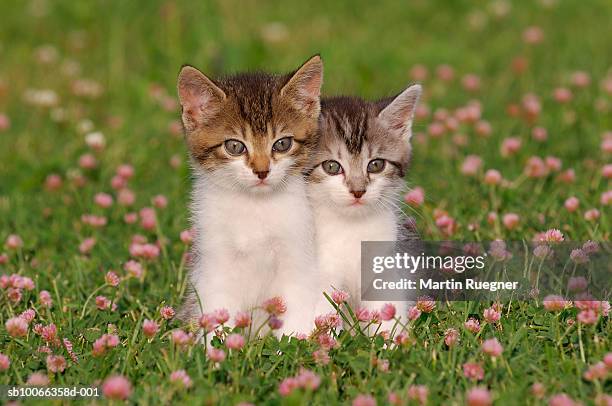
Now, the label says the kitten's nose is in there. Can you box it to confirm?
[351,190,366,199]
[254,170,269,180]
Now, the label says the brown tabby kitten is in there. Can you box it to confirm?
[177,56,323,337]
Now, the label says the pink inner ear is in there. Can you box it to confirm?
[180,87,215,128]
[283,58,323,104]
[302,75,322,99]
[178,67,225,130]
[181,87,206,112]
[380,106,412,132]
[379,94,419,134]
[388,116,408,131]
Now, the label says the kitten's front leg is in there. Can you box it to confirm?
[189,255,246,332]
[313,272,345,318]
[278,290,318,338]
[273,253,319,337]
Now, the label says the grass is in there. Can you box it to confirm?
[0,0,610,404]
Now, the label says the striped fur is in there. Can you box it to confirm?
[176,56,324,337]
[308,85,422,330]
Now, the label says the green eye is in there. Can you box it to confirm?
[322,160,343,175]
[367,159,385,173]
[224,139,246,156]
[272,137,293,153]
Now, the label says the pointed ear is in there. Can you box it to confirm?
[177,65,226,132]
[377,84,422,138]
[280,55,323,117]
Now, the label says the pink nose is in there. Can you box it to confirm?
[351,190,366,199]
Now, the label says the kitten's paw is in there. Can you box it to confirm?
[275,315,315,339]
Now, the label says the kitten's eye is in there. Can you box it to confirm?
[322,160,343,175]
[367,159,386,173]
[272,137,293,153]
[224,139,246,156]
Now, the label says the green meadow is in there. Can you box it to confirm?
[1,0,610,404]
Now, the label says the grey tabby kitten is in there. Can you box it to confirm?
[307,85,422,332]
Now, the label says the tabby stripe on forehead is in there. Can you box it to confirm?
[331,112,346,143]
[235,90,273,134]
[332,110,368,154]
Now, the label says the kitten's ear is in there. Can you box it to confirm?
[377,84,422,138]
[280,55,323,117]
[177,65,226,132]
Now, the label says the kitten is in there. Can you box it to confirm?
[176,56,323,337]
[307,85,422,332]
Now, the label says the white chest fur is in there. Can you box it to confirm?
[312,205,411,330]
[192,176,314,260]
[313,206,398,300]
[187,174,319,336]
